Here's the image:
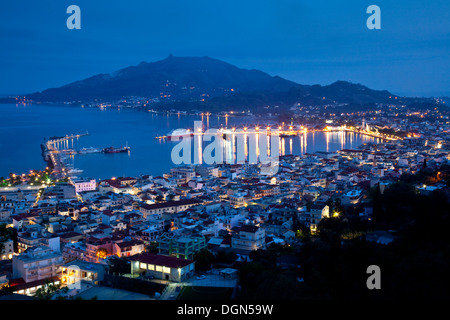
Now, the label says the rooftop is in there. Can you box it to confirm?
[129,253,195,269]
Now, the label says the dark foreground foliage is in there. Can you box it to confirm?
[238,166,450,299]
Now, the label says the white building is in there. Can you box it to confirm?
[170,166,196,182]
[1,239,13,260]
[61,260,107,287]
[130,253,195,282]
[229,192,248,207]
[298,204,330,232]
[195,165,219,177]
[231,224,266,252]
[73,179,97,193]
[12,245,64,284]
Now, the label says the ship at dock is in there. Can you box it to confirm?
[67,168,84,175]
[102,146,131,153]
[166,128,193,141]
[78,147,102,154]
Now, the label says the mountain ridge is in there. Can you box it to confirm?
[20,55,419,111]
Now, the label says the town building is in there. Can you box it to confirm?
[129,253,195,282]
[61,260,107,287]
[12,245,64,284]
[73,179,97,194]
[298,204,330,232]
[231,224,266,252]
[158,232,207,260]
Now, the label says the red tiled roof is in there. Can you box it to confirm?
[10,276,60,291]
[239,225,260,233]
[97,224,112,230]
[116,240,143,249]
[119,177,137,181]
[102,210,115,216]
[59,232,83,239]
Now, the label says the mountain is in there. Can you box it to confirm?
[23,55,407,111]
[309,81,395,104]
[26,55,298,103]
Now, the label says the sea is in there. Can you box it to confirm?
[0,103,381,180]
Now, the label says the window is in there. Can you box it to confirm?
[155,266,163,272]
[147,264,154,270]
[163,267,170,274]
[140,262,147,269]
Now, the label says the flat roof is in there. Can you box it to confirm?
[62,260,107,273]
[140,199,201,210]
[129,253,194,269]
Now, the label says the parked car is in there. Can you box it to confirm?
[197,275,206,280]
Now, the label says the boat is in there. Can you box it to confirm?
[78,147,102,154]
[280,133,296,138]
[102,146,131,153]
[67,168,84,174]
[166,129,193,141]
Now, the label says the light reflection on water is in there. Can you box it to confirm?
[0,103,379,179]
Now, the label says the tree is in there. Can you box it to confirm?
[372,183,384,223]
[0,283,13,296]
[108,257,130,275]
[193,248,214,271]
[295,223,311,242]
[214,249,237,265]
[145,242,159,254]
[0,223,14,254]
[34,280,68,300]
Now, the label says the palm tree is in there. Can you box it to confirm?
[34,280,68,300]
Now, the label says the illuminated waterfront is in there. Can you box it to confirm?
[0,103,380,179]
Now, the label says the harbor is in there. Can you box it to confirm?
[0,103,387,181]
[155,125,402,142]
[41,133,89,179]
[41,133,131,180]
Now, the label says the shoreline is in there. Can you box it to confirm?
[0,103,398,181]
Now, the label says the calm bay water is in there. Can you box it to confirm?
[0,103,380,180]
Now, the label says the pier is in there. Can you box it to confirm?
[155,126,401,141]
[41,133,89,179]
[46,133,89,152]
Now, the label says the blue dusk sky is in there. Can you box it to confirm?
[0,0,449,97]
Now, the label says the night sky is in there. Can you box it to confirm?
[1,0,449,97]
